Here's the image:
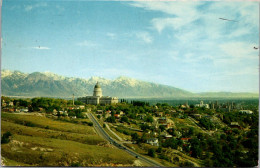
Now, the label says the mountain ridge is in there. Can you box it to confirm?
[1,70,258,98]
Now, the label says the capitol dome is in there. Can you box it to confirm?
[93,82,102,97]
[94,82,101,88]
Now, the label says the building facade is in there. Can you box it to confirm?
[78,82,118,105]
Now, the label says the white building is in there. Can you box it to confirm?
[239,110,253,114]
[195,101,209,109]
[146,138,159,146]
[78,82,118,105]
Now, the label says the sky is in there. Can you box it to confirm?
[2,0,259,93]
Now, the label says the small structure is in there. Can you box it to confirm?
[193,114,202,119]
[119,111,125,116]
[195,101,209,109]
[239,110,253,114]
[8,102,14,106]
[155,112,164,117]
[157,117,167,124]
[230,122,241,129]
[96,110,103,114]
[146,138,159,146]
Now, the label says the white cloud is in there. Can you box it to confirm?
[24,3,47,12]
[131,1,201,33]
[32,46,50,50]
[106,33,116,39]
[219,42,258,60]
[136,32,153,43]
[76,41,98,47]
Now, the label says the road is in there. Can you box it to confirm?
[87,112,163,167]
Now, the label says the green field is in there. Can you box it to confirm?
[1,112,135,166]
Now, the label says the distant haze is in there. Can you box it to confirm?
[2,1,259,93]
[1,70,258,98]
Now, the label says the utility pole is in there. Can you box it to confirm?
[73,93,75,106]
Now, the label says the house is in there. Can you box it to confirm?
[230,122,241,129]
[96,110,103,114]
[146,138,159,146]
[8,102,14,106]
[195,101,209,109]
[63,111,68,116]
[180,104,189,109]
[114,114,120,118]
[20,108,28,112]
[2,100,7,107]
[78,105,85,109]
[39,107,44,112]
[164,134,173,139]
[155,112,164,117]
[71,116,77,119]
[137,114,146,119]
[181,138,192,143]
[177,109,184,113]
[160,131,172,139]
[105,113,111,118]
[239,110,253,114]
[159,122,172,129]
[193,114,202,120]
[169,110,177,113]
[119,111,124,116]
[157,117,167,124]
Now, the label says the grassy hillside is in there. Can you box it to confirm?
[1,112,135,166]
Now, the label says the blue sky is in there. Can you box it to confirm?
[2,0,259,93]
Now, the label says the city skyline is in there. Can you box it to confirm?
[2,1,259,93]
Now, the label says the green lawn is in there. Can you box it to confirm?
[1,112,136,166]
[2,112,95,135]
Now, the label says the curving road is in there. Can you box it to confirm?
[87,112,163,167]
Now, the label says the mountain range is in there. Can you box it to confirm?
[1,70,258,98]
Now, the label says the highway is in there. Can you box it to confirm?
[87,112,163,167]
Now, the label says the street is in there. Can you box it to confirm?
[87,112,163,167]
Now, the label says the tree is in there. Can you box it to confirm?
[145,116,154,123]
[121,116,128,123]
[131,133,139,143]
[163,137,178,149]
[140,124,150,131]
[106,116,116,123]
[188,127,195,136]
[156,147,162,153]
[1,132,12,144]
[148,148,156,157]
[159,125,166,132]
[97,115,101,119]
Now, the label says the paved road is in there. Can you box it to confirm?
[87,113,163,167]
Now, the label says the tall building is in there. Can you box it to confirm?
[78,82,118,105]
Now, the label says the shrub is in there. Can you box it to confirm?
[1,132,12,144]
[180,161,195,167]
[25,121,36,127]
[97,115,101,119]
[87,122,93,126]
[148,148,156,157]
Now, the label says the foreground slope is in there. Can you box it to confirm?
[1,112,136,166]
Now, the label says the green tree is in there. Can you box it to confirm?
[121,116,128,123]
[1,132,12,144]
[148,148,156,157]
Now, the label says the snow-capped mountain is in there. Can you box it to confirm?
[1,70,258,98]
[1,70,194,98]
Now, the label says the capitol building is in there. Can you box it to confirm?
[78,82,118,105]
